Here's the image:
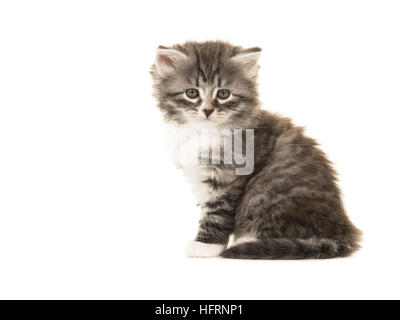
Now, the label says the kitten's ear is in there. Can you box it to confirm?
[231,47,261,78]
[155,46,188,78]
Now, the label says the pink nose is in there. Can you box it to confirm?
[203,108,214,117]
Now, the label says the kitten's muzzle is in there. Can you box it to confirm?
[202,108,215,118]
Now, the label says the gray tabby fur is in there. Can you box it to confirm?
[151,41,361,259]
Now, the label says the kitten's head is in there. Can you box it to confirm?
[151,41,261,127]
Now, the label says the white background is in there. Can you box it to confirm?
[0,0,399,300]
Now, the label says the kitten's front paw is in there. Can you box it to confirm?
[185,241,225,258]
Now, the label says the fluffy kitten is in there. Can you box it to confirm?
[151,41,361,259]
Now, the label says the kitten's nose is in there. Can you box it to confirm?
[203,108,215,118]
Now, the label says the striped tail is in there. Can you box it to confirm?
[220,237,360,260]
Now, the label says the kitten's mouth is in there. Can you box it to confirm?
[195,115,214,122]
[191,112,222,124]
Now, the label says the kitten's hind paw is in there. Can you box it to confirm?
[185,241,225,258]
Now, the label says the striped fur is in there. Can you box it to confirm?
[151,41,361,259]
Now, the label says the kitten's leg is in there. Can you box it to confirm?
[186,203,235,258]
[183,164,245,257]
[186,187,239,258]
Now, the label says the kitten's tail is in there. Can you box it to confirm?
[220,237,360,260]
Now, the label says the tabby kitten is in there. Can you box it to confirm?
[151,41,361,259]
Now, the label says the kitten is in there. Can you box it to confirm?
[151,41,361,259]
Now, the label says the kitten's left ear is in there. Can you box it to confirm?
[231,47,261,79]
[155,46,188,78]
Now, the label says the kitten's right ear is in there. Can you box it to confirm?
[155,46,188,78]
[231,47,262,79]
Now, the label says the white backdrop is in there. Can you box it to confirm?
[0,0,399,299]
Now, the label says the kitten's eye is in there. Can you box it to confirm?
[185,88,199,99]
[217,89,231,100]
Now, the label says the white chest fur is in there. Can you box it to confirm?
[163,122,232,205]
[181,164,219,205]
